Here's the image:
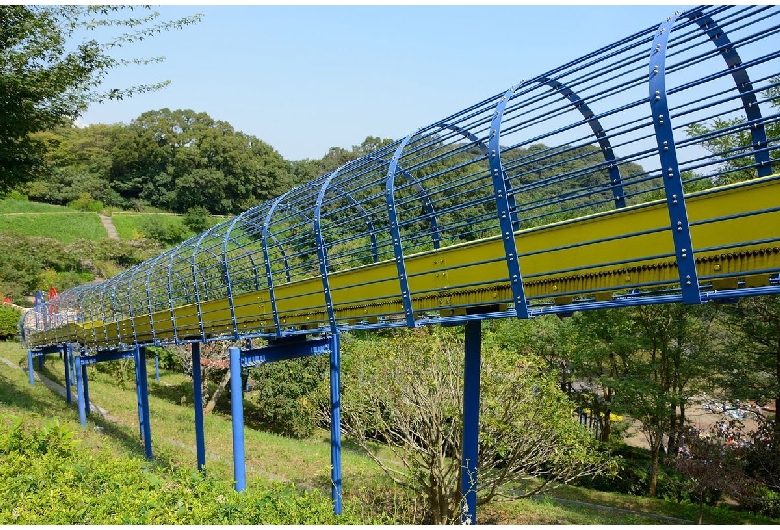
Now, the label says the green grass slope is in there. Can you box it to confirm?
[0,343,369,525]
[0,213,107,243]
[0,199,71,214]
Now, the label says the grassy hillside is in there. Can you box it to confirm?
[0,212,107,243]
[0,199,222,246]
[0,199,71,214]
[2,341,776,525]
[0,342,370,524]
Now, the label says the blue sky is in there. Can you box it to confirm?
[78,4,694,161]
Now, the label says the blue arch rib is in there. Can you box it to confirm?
[648,14,702,304]
[435,122,520,230]
[262,194,314,336]
[143,253,166,343]
[223,210,253,339]
[96,288,108,345]
[262,195,289,337]
[125,267,141,344]
[488,87,529,318]
[315,166,348,333]
[166,243,187,344]
[331,186,379,263]
[108,280,123,345]
[687,11,772,177]
[386,132,417,327]
[368,154,441,250]
[538,77,626,208]
[191,225,222,341]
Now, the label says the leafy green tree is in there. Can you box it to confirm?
[484,316,577,393]
[183,206,212,233]
[570,308,639,443]
[314,136,395,175]
[336,327,612,524]
[246,356,329,438]
[25,124,121,206]
[685,77,779,184]
[718,296,780,445]
[607,304,717,497]
[106,109,292,214]
[684,79,780,504]
[0,6,201,195]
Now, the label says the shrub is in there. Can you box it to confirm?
[245,356,329,438]
[0,306,22,341]
[93,357,136,389]
[67,193,103,213]
[3,191,28,201]
[139,215,188,245]
[148,345,184,372]
[0,416,77,458]
[183,206,211,233]
[0,416,369,524]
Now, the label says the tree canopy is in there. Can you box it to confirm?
[0,5,201,194]
[27,111,294,215]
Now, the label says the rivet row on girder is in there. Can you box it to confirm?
[488,87,528,319]
[648,13,701,304]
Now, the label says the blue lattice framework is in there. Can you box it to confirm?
[20,5,780,524]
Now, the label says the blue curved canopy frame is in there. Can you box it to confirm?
[687,10,773,177]
[539,77,627,209]
[649,13,702,304]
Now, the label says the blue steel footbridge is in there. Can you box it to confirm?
[20,5,780,524]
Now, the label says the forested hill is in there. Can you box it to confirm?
[24,109,396,216]
[22,109,647,217]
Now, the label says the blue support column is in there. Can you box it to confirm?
[329,333,343,515]
[75,355,87,427]
[137,346,153,459]
[82,362,91,416]
[192,342,206,472]
[155,354,160,382]
[63,345,72,404]
[133,345,143,439]
[69,351,77,392]
[229,346,246,491]
[27,349,34,385]
[461,319,482,525]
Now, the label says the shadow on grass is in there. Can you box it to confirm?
[20,358,183,469]
[0,371,66,416]
[149,379,195,406]
[0,367,152,461]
